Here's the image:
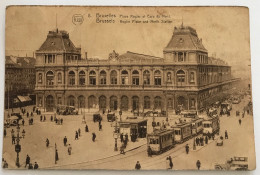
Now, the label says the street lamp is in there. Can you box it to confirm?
[13,124,24,168]
[152,108,156,131]
[113,116,119,151]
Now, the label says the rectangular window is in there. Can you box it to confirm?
[132,78,139,85]
[90,78,96,85]
[154,78,161,85]
[100,78,106,85]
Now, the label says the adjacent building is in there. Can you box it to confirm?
[5,56,36,108]
[35,26,238,113]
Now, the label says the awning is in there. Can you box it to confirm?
[17,96,32,102]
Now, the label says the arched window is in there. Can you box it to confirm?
[79,71,85,85]
[144,96,150,109]
[38,73,42,83]
[110,70,117,85]
[57,72,62,84]
[154,96,162,109]
[68,71,75,85]
[177,70,185,83]
[190,72,195,83]
[46,71,54,86]
[100,70,106,85]
[78,95,85,108]
[132,70,139,85]
[143,70,150,85]
[68,95,75,106]
[121,70,128,85]
[89,71,96,85]
[88,95,97,108]
[154,70,161,85]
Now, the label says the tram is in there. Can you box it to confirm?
[202,114,220,136]
[171,123,192,143]
[147,129,175,155]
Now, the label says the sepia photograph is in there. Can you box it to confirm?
[2,6,256,171]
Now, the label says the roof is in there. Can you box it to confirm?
[119,118,148,124]
[164,25,207,52]
[5,56,35,68]
[37,29,80,53]
[148,129,174,136]
[118,51,163,61]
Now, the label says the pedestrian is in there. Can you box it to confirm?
[43,115,46,122]
[25,155,30,168]
[75,131,78,140]
[147,146,152,157]
[34,162,39,169]
[201,136,204,146]
[92,132,96,142]
[195,137,198,146]
[3,128,6,138]
[196,160,201,170]
[40,115,42,122]
[55,149,59,162]
[68,144,72,155]
[28,163,33,169]
[239,119,242,125]
[225,130,228,139]
[22,119,25,126]
[205,136,208,144]
[99,124,102,131]
[120,133,123,143]
[135,161,141,170]
[31,118,34,125]
[31,112,33,117]
[166,157,170,169]
[51,115,53,122]
[78,128,81,137]
[63,136,67,146]
[185,144,189,154]
[98,120,101,127]
[12,135,15,145]
[61,118,63,125]
[46,138,49,147]
[120,144,125,155]
[125,133,129,142]
[85,124,89,132]
[212,134,215,140]
[169,156,173,169]
[27,112,29,118]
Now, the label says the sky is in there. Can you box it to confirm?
[5,6,251,78]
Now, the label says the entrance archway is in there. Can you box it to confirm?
[177,96,186,110]
[132,96,139,111]
[121,96,129,111]
[99,96,106,110]
[110,96,118,110]
[46,95,54,112]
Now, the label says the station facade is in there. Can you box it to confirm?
[35,26,238,113]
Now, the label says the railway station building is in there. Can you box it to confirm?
[35,25,238,113]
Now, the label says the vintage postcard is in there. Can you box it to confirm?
[3,6,255,170]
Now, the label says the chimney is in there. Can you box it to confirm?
[85,52,88,59]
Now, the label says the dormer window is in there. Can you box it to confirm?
[51,42,55,45]
[179,38,184,43]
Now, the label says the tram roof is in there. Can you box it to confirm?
[119,118,148,124]
[148,129,174,136]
